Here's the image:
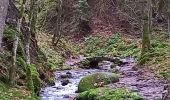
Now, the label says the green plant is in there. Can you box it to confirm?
[4,25,17,39]
[77,88,143,100]
[83,33,139,58]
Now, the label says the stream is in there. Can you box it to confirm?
[40,57,166,100]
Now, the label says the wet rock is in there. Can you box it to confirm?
[109,68,119,73]
[66,71,72,75]
[57,86,63,89]
[63,95,70,98]
[48,81,55,86]
[129,86,138,92]
[60,74,72,79]
[110,64,116,68]
[61,79,70,86]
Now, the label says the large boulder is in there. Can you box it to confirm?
[76,88,143,100]
[78,72,119,92]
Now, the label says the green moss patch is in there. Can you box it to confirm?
[0,82,38,100]
[26,64,42,94]
[76,88,143,100]
[78,72,119,92]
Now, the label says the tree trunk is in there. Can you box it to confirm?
[9,35,18,85]
[148,0,152,34]
[26,0,37,64]
[168,0,170,42]
[9,0,26,85]
[0,0,9,48]
[140,0,151,65]
[52,0,63,45]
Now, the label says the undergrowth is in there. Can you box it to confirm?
[80,33,170,76]
[0,81,38,100]
[37,32,78,70]
[81,33,140,58]
[77,88,142,100]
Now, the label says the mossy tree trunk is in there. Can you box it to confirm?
[140,0,151,65]
[9,0,26,85]
[9,34,18,85]
[26,0,39,94]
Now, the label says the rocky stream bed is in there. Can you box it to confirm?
[40,57,166,100]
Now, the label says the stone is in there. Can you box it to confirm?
[78,72,119,92]
[61,79,70,86]
[60,74,72,79]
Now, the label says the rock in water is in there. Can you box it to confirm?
[60,73,72,79]
[61,79,70,86]
[78,72,119,92]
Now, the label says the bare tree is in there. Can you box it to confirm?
[0,0,9,49]
[52,0,63,45]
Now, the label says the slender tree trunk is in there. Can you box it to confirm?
[140,0,151,65]
[9,0,26,85]
[31,0,38,38]
[9,35,18,85]
[168,0,170,42]
[0,0,9,49]
[26,0,35,64]
[52,0,62,45]
[148,0,152,34]
[141,19,151,54]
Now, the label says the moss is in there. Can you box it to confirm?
[0,81,38,100]
[78,72,119,92]
[17,57,27,70]
[17,41,26,58]
[32,75,41,94]
[26,64,42,94]
[26,64,34,93]
[80,59,91,68]
[77,88,143,100]
[30,64,42,93]
[62,63,72,70]
[4,25,17,39]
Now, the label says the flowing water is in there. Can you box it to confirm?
[40,57,166,100]
[40,69,107,100]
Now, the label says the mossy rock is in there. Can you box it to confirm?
[76,88,143,100]
[78,72,119,92]
[80,59,91,68]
